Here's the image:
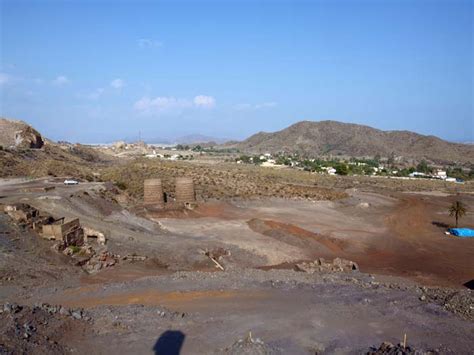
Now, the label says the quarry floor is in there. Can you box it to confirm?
[0,178,473,353]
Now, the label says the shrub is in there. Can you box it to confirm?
[115,181,128,190]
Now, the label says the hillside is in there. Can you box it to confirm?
[0,118,113,179]
[228,120,474,164]
[0,118,44,149]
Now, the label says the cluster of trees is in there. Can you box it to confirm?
[236,153,474,180]
[238,155,267,165]
[446,166,474,180]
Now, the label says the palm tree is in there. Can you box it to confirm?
[449,201,467,228]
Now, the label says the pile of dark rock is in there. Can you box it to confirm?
[367,341,441,354]
[295,257,359,274]
[0,302,89,354]
[418,286,473,321]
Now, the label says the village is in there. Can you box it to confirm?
[94,140,472,183]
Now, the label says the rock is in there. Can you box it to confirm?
[0,118,44,149]
[3,303,23,314]
[59,307,70,316]
[113,141,126,150]
[71,310,83,320]
[367,341,439,354]
[223,332,279,354]
[296,257,359,274]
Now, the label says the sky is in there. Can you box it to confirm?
[0,0,473,143]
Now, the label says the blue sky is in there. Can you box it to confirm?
[1,0,472,143]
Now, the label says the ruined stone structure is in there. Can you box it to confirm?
[143,179,165,208]
[175,177,195,205]
[42,218,84,247]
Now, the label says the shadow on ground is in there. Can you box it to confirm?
[153,330,185,355]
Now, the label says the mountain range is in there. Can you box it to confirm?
[225,120,474,164]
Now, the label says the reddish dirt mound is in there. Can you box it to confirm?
[144,201,248,220]
[247,218,347,255]
[339,193,474,287]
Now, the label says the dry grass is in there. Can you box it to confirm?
[101,159,347,201]
[0,144,112,180]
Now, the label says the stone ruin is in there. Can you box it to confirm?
[1,203,106,248]
[295,257,359,274]
[1,202,116,274]
[144,177,196,211]
[42,218,84,247]
[2,203,55,232]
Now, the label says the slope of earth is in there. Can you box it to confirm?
[1,177,473,354]
[227,120,474,164]
[0,117,44,149]
[101,158,347,202]
[0,143,114,180]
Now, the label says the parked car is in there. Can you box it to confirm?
[64,179,79,185]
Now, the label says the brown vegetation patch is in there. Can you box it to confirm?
[101,159,347,202]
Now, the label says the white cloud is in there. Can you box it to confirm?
[87,88,105,100]
[76,88,105,100]
[52,75,69,86]
[193,95,216,109]
[110,78,124,89]
[138,38,163,48]
[0,72,9,85]
[134,94,216,114]
[255,102,277,109]
[134,96,192,113]
[234,102,277,110]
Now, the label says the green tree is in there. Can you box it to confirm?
[387,152,396,168]
[416,160,431,174]
[239,155,251,163]
[335,163,348,175]
[449,201,467,228]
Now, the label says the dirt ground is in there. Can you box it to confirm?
[0,177,473,354]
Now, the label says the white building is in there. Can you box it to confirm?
[327,167,337,175]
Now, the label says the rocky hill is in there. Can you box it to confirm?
[0,118,44,149]
[228,120,474,164]
[0,118,113,179]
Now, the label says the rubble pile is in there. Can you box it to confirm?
[0,303,89,354]
[58,244,119,274]
[223,332,280,355]
[367,341,441,355]
[295,257,359,274]
[83,250,118,273]
[418,287,474,321]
